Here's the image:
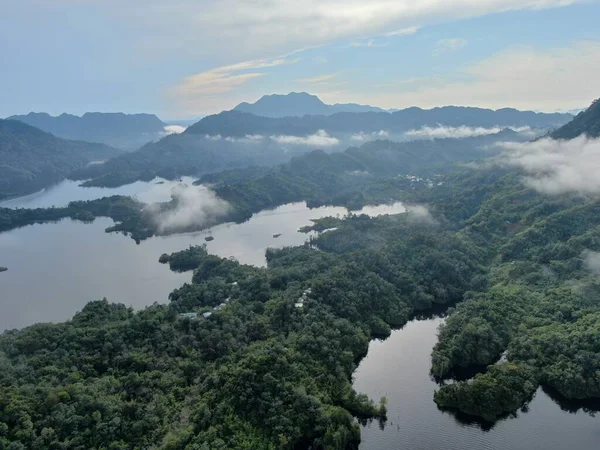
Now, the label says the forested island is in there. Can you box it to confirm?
[0,100,599,448]
[0,267,7,273]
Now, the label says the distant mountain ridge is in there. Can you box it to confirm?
[0,119,121,198]
[233,92,387,117]
[188,106,572,137]
[551,99,600,139]
[6,112,167,150]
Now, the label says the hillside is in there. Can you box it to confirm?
[0,119,121,198]
[189,107,572,137]
[6,112,168,150]
[2,146,600,448]
[551,99,600,139]
[70,131,297,188]
[234,92,386,117]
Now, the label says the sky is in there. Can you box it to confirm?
[1,0,599,119]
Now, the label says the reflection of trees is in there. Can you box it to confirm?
[542,385,600,416]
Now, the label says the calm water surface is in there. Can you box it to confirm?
[0,180,405,330]
[0,177,197,209]
[354,318,600,450]
[3,180,598,449]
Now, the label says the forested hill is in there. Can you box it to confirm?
[188,106,572,137]
[70,131,297,188]
[551,99,600,139]
[2,154,600,448]
[0,119,121,199]
[6,112,167,150]
[202,130,525,215]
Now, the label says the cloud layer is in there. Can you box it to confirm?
[149,184,231,234]
[350,130,390,142]
[583,250,600,275]
[271,130,340,147]
[499,135,600,195]
[406,125,533,139]
[406,205,438,225]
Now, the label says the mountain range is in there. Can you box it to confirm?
[6,112,168,150]
[551,98,600,139]
[234,92,388,117]
[188,104,572,138]
[0,119,121,198]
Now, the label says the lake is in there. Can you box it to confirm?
[1,179,598,448]
[0,179,405,331]
[354,317,600,450]
[0,177,198,209]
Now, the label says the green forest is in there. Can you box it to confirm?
[1,101,599,448]
[0,120,121,200]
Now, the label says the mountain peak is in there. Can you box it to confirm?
[551,98,600,139]
[233,92,385,118]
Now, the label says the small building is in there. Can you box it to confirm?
[202,312,213,318]
[178,312,198,319]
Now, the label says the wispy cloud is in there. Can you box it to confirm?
[433,38,468,56]
[582,250,600,275]
[348,40,600,112]
[351,130,389,142]
[406,125,533,139]
[297,74,337,84]
[169,56,299,114]
[148,184,231,234]
[349,39,389,48]
[499,135,600,195]
[271,130,340,147]
[385,26,420,37]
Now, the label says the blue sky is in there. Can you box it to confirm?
[2,0,599,118]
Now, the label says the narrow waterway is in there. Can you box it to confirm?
[353,318,600,450]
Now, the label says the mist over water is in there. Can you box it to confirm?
[0,180,406,331]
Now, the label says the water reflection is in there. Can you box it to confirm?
[0,196,406,331]
[353,318,600,450]
[0,177,197,209]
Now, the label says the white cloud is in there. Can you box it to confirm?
[203,134,265,143]
[406,125,533,139]
[148,184,231,234]
[499,136,600,196]
[385,26,420,37]
[349,39,389,48]
[582,250,600,275]
[328,40,600,112]
[433,38,468,56]
[406,205,438,225]
[270,130,340,147]
[163,125,186,135]
[122,0,581,60]
[169,56,299,115]
[351,130,390,141]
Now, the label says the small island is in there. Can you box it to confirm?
[0,267,7,273]
[273,233,282,239]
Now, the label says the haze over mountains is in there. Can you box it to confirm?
[551,98,600,139]
[6,112,170,150]
[193,93,573,138]
[234,92,389,117]
[0,92,586,199]
[0,119,121,198]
